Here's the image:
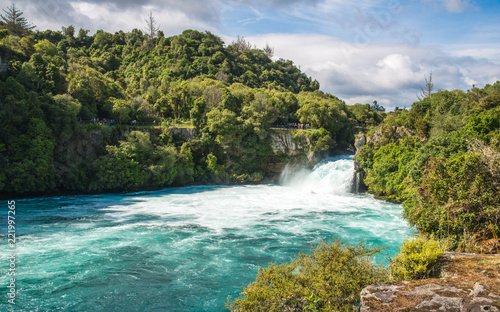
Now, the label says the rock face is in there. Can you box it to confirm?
[354,126,414,153]
[0,55,8,72]
[353,133,368,192]
[170,127,197,140]
[270,132,311,157]
[170,129,314,161]
[360,253,500,311]
[354,133,367,152]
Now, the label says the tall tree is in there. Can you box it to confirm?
[372,100,385,112]
[144,11,160,40]
[263,43,274,58]
[232,36,252,52]
[0,3,35,37]
[418,72,434,100]
[62,25,75,37]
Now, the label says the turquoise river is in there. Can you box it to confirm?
[1,156,415,311]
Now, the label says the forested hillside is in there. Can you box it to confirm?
[0,12,384,197]
[356,83,500,251]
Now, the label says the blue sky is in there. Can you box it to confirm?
[3,0,500,110]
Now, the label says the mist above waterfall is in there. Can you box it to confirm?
[280,155,355,195]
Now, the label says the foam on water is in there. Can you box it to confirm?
[0,155,415,311]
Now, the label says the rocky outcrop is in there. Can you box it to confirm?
[354,126,414,156]
[360,253,500,311]
[270,132,311,157]
[170,127,197,140]
[266,132,336,181]
[353,133,368,192]
[355,133,367,152]
[0,55,8,72]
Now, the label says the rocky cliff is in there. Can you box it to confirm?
[360,252,500,312]
[170,127,197,140]
[0,55,8,72]
[270,132,313,157]
[162,127,324,164]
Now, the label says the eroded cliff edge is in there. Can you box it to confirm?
[360,253,500,312]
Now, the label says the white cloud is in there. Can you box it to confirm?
[3,0,219,34]
[246,33,500,111]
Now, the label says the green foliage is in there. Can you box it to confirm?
[357,84,500,249]
[0,78,58,194]
[0,23,360,196]
[44,94,81,133]
[95,131,195,191]
[364,136,421,200]
[295,128,334,152]
[390,236,444,280]
[6,117,55,193]
[207,108,242,147]
[96,149,143,190]
[34,39,58,56]
[297,91,354,148]
[67,63,124,118]
[228,240,388,312]
[404,152,500,248]
[348,103,383,126]
[206,153,218,172]
[0,29,8,40]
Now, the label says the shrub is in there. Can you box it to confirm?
[404,153,500,248]
[228,240,388,312]
[389,236,444,281]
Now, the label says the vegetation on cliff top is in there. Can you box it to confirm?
[356,82,500,252]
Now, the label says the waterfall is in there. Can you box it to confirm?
[280,156,355,195]
[356,171,361,194]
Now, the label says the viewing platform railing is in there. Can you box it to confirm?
[271,123,313,130]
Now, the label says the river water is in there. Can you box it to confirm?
[0,156,415,311]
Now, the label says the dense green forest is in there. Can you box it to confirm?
[0,7,385,197]
[356,82,500,252]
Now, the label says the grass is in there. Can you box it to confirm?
[167,120,194,128]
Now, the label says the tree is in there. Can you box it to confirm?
[77,28,89,41]
[144,11,160,40]
[372,100,385,112]
[349,103,383,125]
[111,98,132,124]
[0,3,35,37]
[232,36,252,52]
[263,43,274,58]
[418,72,434,100]
[62,25,75,37]
[229,240,388,312]
[0,29,8,40]
[34,39,58,56]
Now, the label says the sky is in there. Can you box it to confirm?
[2,0,500,110]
